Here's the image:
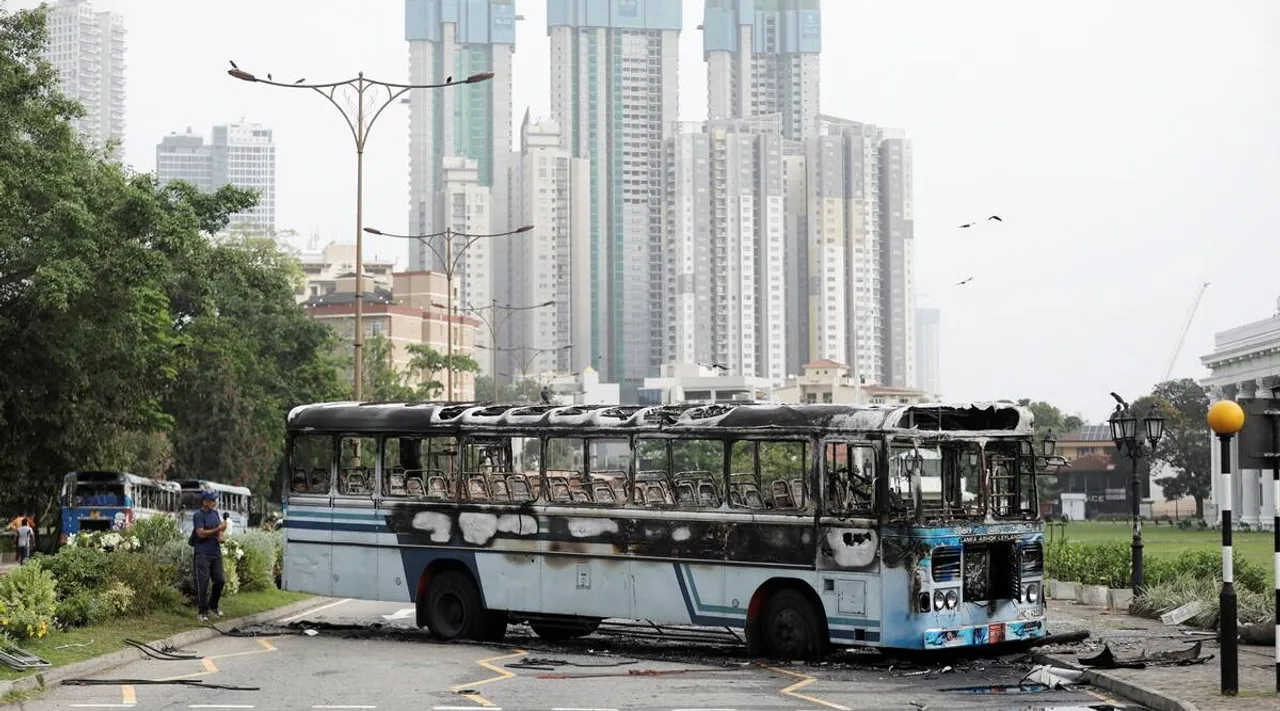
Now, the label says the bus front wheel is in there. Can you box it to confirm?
[758,589,826,661]
[424,570,489,641]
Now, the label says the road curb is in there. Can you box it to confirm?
[1033,652,1202,711]
[0,595,331,701]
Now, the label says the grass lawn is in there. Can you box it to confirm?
[0,588,308,683]
[1051,520,1275,586]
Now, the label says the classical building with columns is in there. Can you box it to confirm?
[1200,300,1280,530]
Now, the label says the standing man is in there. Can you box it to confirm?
[15,518,33,564]
[192,490,226,621]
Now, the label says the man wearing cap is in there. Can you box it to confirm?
[192,490,227,621]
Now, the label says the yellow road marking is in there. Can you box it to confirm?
[449,649,527,707]
[121,685,136,704]
[1085,688,1122,705]
[769,667,851,711]
[154,638,278,681]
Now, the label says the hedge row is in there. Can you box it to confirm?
[0,517,284,642]
[1045,539,1267,594]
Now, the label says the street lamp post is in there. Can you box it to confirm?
[452,300,556,401]
[1107,396,1167,595]
[363,225,532,401]
[1206,399,1245,696]
[227,62,493,401]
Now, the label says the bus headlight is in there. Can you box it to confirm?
[944,590,958,609]
[933,590,945,611]
[1026,583,1040,603]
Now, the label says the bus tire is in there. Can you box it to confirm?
[424,570,484,641]
[529,617,600,642]
[760,588,826,661]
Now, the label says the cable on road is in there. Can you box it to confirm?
[123,638,199,660]
[63,678,261,691]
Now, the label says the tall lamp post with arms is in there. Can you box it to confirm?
[1107,394,1166,595]
[226,62,493,400]
[363,225,533,401]
[445,300,555,401]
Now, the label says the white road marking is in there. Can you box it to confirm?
[278,597,353,623]
[379,607,415,621]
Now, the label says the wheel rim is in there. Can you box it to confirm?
[434,592,466,637]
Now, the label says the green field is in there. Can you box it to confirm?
[1049,521,1276,586]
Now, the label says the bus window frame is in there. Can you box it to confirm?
[337,434,378,501]
[727,436,812,513]
[287,432,336,499]
[818,437,878,518]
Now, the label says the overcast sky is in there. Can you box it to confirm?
[11,0,1279,422]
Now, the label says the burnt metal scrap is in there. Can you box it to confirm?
[1077,641,1210,669]
[288,400,1035,438]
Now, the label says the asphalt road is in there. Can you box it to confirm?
[14,598,1145,711]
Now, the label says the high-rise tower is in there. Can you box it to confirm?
[546,0,682,400]
[702,0,820,142]
[41,0,126,156]
[405,0,515,271]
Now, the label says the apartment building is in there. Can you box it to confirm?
[41,0,126,156]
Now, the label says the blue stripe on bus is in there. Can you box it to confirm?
[673,563,881,633]
[282,519,392,534]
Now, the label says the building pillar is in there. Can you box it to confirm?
[1259,376,1280,532]
[1239,379,1261,527]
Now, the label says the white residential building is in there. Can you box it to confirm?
[155,122,277,235]
[507,112,590,377]
[702,0,821,142]
[435,156,495,371]
[295,242,398,304]
[790,116,915,388]
[42,0,126,156]
[547,0,682,401]
[405,0,515,272]
[663,117,788,381]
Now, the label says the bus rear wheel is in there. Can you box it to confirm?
[424,570,492,641]
[529,617,600,642]
[759,589,826,661]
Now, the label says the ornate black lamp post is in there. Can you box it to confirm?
[1108,397,1166,595]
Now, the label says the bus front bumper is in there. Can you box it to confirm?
[923,618,1044,649]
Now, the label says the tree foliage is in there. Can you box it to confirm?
[1015,398,1085,498]
[0,5,344,524]
[1135,379,1211,517]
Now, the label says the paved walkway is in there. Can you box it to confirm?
[1044,597,1277,710]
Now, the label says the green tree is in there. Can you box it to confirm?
[1014,399,1085,501]
[360,333,416,401]
[0,5,186,525]
[406,344,479,400]
[1133,378,1211,518]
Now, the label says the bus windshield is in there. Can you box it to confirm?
[71,483,125,507]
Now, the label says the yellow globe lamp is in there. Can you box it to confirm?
[1206,400,1245,436]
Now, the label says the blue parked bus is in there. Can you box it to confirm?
[281,401,1058,657]
[59,471,180,542]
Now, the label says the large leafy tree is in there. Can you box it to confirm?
[1132,378,1211,518]
[0,5,344,522]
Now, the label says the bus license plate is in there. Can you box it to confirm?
[988,623,1006,644]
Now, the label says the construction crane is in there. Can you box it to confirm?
[1163,282,1210,380]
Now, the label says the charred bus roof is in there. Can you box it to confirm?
[286,401,1033,439]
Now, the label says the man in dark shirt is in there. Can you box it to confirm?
[192,490,227,621]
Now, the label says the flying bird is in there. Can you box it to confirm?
[958,215,1003,228]
[955,277,974,286]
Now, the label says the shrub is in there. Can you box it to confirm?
[1046,540,1268,595]
[232,531,279,592]
[1132,577,1274,628]
[105,552,184,615]
[98,581,136,617]
[54,590,110,628]
[155,539,241,599]
[65,530,141,552]
[130,515,183,551]
[0,561,58,640]
[39,546,110,599]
